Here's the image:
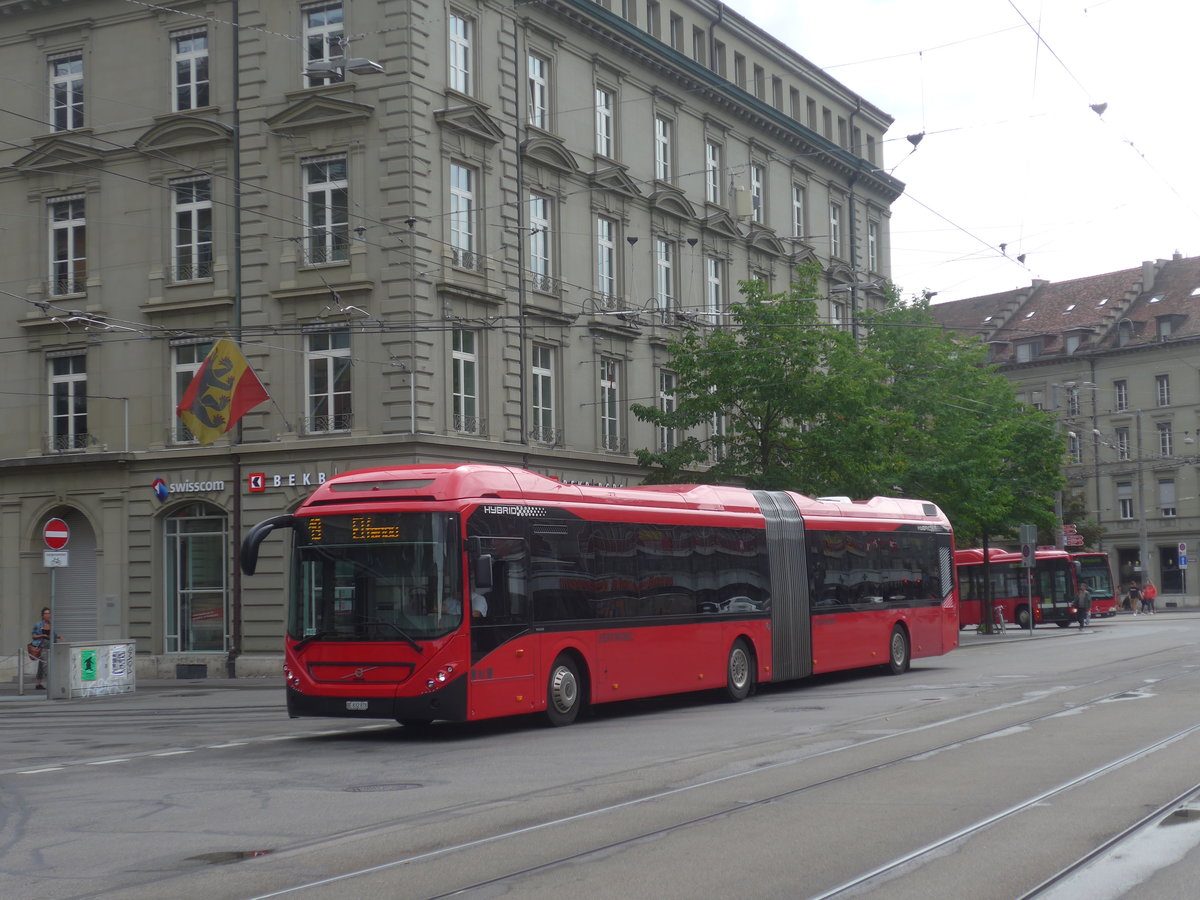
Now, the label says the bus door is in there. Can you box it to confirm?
[467,537,538,717]
[1036,563,1074,623]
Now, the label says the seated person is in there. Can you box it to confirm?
[443,587,489,618]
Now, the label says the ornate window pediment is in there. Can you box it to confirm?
[649,184,696,220]
[746,226,785,257]
[521,134,579,174]
[701,210,743,241]
[267,94,375,133]
[14,135,105,172]
[135,115,233,153]
[590,165,643,199]
[434,102,506,144]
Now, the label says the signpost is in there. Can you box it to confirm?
[42,517,70,698]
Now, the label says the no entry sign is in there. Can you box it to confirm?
[43,517,70,550]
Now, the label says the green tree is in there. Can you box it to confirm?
[632,262,859,490]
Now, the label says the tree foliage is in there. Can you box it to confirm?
[632,277,1065,543]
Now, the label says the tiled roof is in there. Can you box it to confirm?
[930,255,1200,363]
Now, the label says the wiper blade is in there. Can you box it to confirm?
[293,631,337,652]
[368,619,424,653]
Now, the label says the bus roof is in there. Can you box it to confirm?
[298,463,948,524]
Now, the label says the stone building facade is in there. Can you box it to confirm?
[931,253,1200,607]
[0,0,902,676]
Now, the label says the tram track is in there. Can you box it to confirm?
[228,662,1200,900]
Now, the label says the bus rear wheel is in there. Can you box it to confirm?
[546,655,582,727]
[1015,605,1031,629]
[887,625,910,675]
[724,638,753,702]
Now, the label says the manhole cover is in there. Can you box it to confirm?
[345,783,423,792]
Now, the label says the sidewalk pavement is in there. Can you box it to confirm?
[0,675,286,707]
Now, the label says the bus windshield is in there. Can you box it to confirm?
[288,512,461,642]
[1076,555,1113,598]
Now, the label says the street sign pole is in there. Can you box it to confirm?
[42,517,71,699]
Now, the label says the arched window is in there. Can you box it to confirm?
[165,502,228,652]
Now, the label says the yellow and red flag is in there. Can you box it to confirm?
[176,339,269,445]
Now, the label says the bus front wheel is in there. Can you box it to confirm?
[887,625,910,675]
[546,655,582,726]
[724,638,753,702]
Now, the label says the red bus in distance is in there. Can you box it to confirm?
[1071,551,1119,617]
[956,547,1082,629]
[241,464,959,727]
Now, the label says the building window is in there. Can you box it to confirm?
[807,97,817,129]
[705,256,722,322]
[1068,387,1081,416]
[645,1,661,38]
[658,371,677,451]
[171,177,213,282]
[49,52,84,131]
[449,162,477,268]
[448,12,473,94]
[713,40,727,77]
[867,135,877,164]
[733,53,746,89]
[600,357,622,451]
[1115,426,1131,461]
[654,115,672,181]
[595,87,614,157]
[829,202,842,258]
[868,220,880,272]
[172,31,209,110]
[749,163,764,223]
[528,192,554,291]
[705,141,721,204]
[1015,341,1040,363]
[596,215,617,305]
[1030,390,1044,411]
[165,503,229,653]
[1156,374,1171,406]
[752,64,765,99]
[172,341,213,443]
[303,1,344,86]
[49,195,86,296]
[303,155,348,264]
[1068,431,1082,463]
[1158,422,1173,457]
[772,76,784,109]
[1160,479,1177,518]
[830,300,846,327]
[654,237,674,316]
[1114,379,1128,411]
[669,13,683,50]
[306,328,352,432]
[49,354,87,451]
[452,328,480,434]
[691,26,706,65]
[528,53,549,129]
[1117,482,1134,520]
[530,344,556,444]
[791,184,806,239]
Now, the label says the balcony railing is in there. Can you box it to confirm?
[44,432,95,453]
[302,412,353,434]
[166,259,214,283]
[454,414,487,436]
[528,425,561,446]
[600,432,627,453]
[527,272,561,295]
[47,274,85,297]
[450,247,484,271]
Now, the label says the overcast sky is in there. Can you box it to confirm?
[722,0,1200,303]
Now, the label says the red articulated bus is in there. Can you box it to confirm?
[955,547,1082,629]
[1071,551,1119,617]
[240,464,958,727]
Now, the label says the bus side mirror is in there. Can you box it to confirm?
[241,515,295,576]
[475,553,494,589]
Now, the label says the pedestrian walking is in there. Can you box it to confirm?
[1128,582,1143,615]
[29,606,61,690]
[1075,585,1092,629]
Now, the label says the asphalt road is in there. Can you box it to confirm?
[3,612,1199,900]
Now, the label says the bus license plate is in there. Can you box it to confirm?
[346,700,368,711]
